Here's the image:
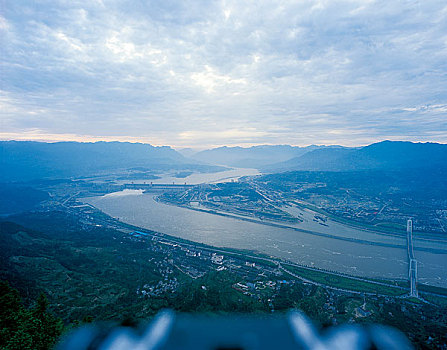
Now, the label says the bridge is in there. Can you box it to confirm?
[124,183,195,192]
[407,219,418,298]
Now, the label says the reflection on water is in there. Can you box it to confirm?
[85,192,447,287]
[103,189,144,198]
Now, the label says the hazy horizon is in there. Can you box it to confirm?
[1,138,446,151]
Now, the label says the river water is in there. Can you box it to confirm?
[84,182,447,287]
[114,167,261,185]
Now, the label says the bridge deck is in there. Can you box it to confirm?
[407,220,418,297]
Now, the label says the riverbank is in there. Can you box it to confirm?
[83,191,446,287]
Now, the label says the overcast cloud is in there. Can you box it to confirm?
[1,0,446,147]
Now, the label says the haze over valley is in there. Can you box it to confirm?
[2,140,446,283]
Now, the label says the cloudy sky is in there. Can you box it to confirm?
[1,0,447,148]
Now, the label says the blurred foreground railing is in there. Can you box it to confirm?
[57,309,413,350]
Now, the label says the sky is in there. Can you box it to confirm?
[1,0,447,149]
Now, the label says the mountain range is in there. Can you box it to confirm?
[0,141,221,181]
[262,141,447,173]
[184,141,446,173]
[188,145,347,168]
[1,140,445,182]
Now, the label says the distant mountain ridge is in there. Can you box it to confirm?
[2,140,445,181]
[190,144,347,168]
[263,141,447,173]
[0,141,221,181]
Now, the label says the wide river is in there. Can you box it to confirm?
[84,169,447,287]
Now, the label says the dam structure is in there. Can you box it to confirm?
[124,183,194,192]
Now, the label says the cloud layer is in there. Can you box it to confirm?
[1,0,447,147]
